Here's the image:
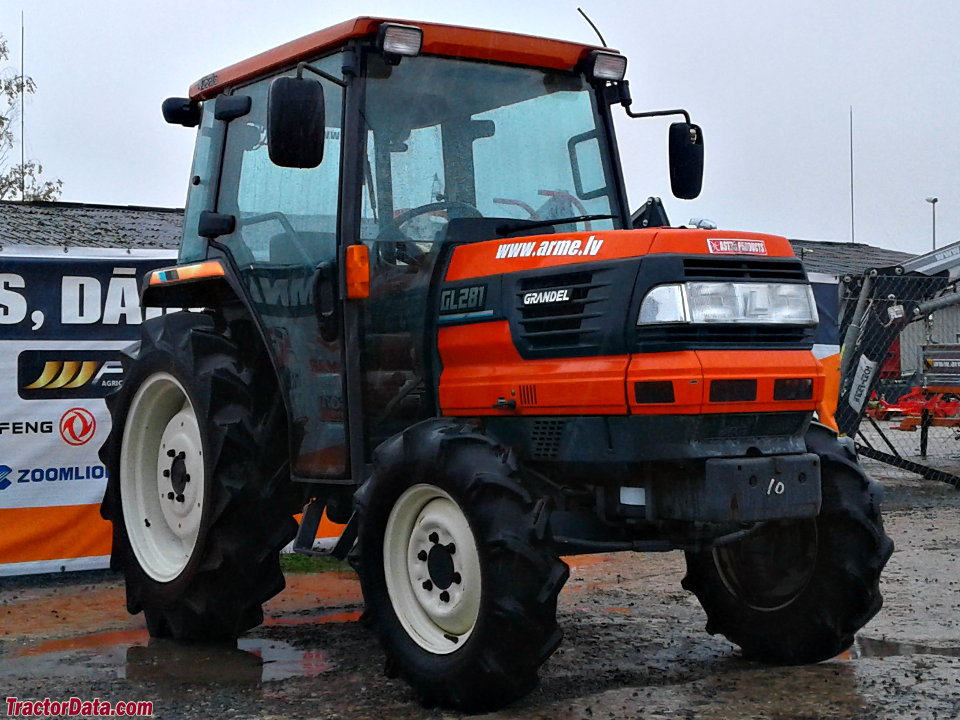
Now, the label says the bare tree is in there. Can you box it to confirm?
[0,33,62,201]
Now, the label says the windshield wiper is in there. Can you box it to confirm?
[496,214,616,236]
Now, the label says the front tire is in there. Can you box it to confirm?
[682,424,894,662]
[354,419,568,711]
[100,312,297,640]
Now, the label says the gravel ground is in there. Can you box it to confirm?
[1,461,957,719]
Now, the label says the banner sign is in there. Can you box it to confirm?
[0,246,176,577]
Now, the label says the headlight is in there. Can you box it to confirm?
[585,51,628,82]
[638,282,818,325]
[378,23,423,57]
[637,284,688,323]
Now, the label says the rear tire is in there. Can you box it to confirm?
[100,311,297,640]
[353,419,568,711]
[682,424,893,662]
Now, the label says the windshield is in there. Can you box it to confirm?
[360,54,622,243]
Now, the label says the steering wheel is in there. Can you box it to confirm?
[377,201,483,266]
[389,201,483,231]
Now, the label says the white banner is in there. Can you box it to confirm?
[0,246,176,576]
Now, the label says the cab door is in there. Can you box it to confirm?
[213,54,348,480]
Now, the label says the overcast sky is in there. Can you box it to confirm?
[1,1,956,256]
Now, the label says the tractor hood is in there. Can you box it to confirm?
[436,228,824,420]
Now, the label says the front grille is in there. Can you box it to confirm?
[683,257,807,281]
[636,324,814,352]
[516,271,610,354]
[699,412,808,440]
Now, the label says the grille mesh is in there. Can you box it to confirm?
[683,257,807,281]
[516,272,610,353]
[530,419,567,459]
[638,324,814,350]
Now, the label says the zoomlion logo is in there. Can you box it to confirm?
[18,350,124,400]
[0,465,11,492]
[60,408,97,446]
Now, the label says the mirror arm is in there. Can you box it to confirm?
[617,80,691,124]
[296,62,348,88]
[625,106,692,125]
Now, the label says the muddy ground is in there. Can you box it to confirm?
[1,461,958,719]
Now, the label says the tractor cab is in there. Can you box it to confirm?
[159,19,698,480]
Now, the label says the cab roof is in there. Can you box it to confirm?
[189,16,613,100]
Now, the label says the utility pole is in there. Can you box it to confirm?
[849,106,855,244]
[20,11,25,200]
[926,196,938,251]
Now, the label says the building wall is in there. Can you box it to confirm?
[899,306,960,375]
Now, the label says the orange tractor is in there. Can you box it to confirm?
[100,18,892,710]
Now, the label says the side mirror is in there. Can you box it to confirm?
[162,97,201,127]
[669,122,704,200]
[267,76,325,169]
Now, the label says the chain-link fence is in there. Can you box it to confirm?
[838,272,960,486]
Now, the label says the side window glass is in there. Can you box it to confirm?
[179,102,224,263]
[360,132,378,241]
[217,54,344,267]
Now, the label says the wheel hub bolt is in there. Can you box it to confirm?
[422,580,433,591]
[168,449,190,495]
[424,533,457,591]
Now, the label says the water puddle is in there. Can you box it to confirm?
[125,637,332,683]
[0,608,360,684]
[850,636,960,659]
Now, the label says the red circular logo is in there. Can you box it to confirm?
[60,408,97,446]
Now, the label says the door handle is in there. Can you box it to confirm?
[314,261,340,342]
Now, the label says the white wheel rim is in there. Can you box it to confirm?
[383,484,481,654]
[120,372,206,583]
[712,521,818,612]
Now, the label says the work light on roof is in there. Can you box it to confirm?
[378,23,423,57]
[588,51,627,82]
